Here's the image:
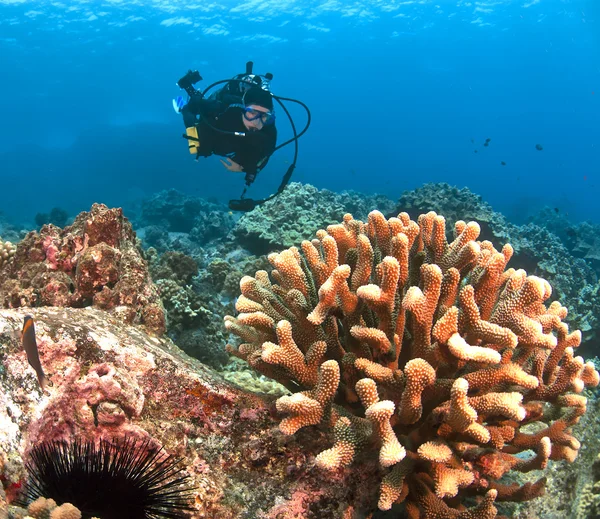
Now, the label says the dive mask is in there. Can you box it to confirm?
[243,107,275,125]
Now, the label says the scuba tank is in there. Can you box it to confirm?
[214,61,273,102]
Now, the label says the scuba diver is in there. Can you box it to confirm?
[173,61,310,211]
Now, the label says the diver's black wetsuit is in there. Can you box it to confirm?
[181,94,277,180]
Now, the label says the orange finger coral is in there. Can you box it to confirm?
[225,210,599,517]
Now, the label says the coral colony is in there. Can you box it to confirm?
[225,210,599,515]
[1,200,599,518]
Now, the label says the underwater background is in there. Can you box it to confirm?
[2,1,600,518]
[0,0,598,225]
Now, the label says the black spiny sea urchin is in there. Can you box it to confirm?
[23,437,196,519]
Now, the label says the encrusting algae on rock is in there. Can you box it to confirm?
[225,210,600,516]
[0,306,384,518]
[0,203,165,336]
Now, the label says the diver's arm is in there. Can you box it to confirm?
[256,127,277,174]
[237,128,277,184]
[181,95,223,127]
[182,96,222,156]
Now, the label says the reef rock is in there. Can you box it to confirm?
[0,204,165,336]
[137,189,235,248]
[0,307,378,518]
[231,182,396,255]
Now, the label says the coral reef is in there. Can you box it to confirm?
[142,237,273,370]
[156,279,209,330]
[0,484,7,519]
[397,183,511,238]
[140,189,216,233]
[200,254,272,298]
[0,307,377,518]
[528,207,600,271]
[146,249,231,367]
[11,496,84,519]
[232,182,397,254]
[34,207,69,229]
[149,251,198,285]
[567,222,600,268]
[397,183,600,350]
[0,240,16,270]
[0,213,22,245]
[2,186,598,518]
[225,209,599,516]
[0,204,165,336]
[175,327,229,368]
[221,358,289,397]
[138,188,234,246]
[189,209,236,246]
[477,373,599,518]
[574,451,600,518]
[124,184,398,370]
[139,225,171,252]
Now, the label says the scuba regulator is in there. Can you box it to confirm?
[174,61,311,212]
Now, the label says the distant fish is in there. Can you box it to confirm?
[474,149,478,153]
[500,161,507,166]
[484,138,491,147]
[535,143,543,151]
[22,315,48,390]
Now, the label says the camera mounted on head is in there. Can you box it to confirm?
[177,70,203,97]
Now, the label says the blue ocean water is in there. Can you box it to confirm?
[0,0,598,225]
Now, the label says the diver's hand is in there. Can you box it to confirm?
[220,158,244,172]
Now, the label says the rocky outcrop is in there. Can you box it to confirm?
[0,307,378,518]
[0,204,165,336]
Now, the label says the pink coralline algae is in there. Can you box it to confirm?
[0,308,378,518]
[0,203,165,336]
